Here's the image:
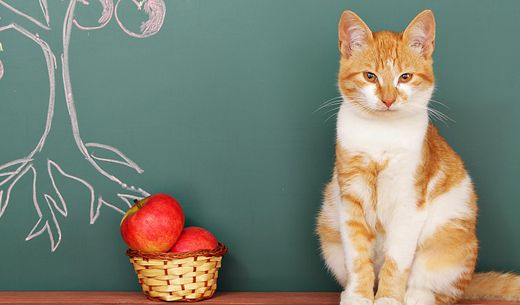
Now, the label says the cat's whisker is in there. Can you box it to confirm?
[318,96,343,107]
[428,112,445,125]
[427,110,450,126]
[314,96,344,113]
[325,109,340,122]
[322,102,369,123]
[315,96,370,115]
[315,102,343,113]
[426,99,455,123]
[319,96,342,106]
[429,99,450,109]
[321,99,343,106]
[428,107,455,123]
[324,105,342,114]
[430,111,449,123]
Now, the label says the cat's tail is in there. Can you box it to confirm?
[463,272,520,301]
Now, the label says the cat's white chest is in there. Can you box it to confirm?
[336,104,428,240]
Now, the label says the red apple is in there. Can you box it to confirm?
[120,193,184,252]
[170,227,218,253]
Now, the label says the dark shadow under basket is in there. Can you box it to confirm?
[126,243,227,302]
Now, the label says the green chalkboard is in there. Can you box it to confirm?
[0,0,519,292]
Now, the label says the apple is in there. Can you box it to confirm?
[120,193,184,252]
[170,227,218,253]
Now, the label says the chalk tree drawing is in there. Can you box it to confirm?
[0,0,166,251]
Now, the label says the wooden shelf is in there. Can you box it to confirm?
[0,292,517,304]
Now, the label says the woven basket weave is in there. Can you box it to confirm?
[127,243,227,302]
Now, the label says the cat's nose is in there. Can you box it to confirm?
[382,98,395,108]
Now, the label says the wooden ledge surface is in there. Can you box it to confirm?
[0,292,517,305]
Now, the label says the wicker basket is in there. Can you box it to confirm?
[127,243,227,302]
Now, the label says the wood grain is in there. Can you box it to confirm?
[0,292,517,305]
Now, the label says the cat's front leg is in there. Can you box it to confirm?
[335,148,377,305]
[374,208,426,305]
[337,192,375,305]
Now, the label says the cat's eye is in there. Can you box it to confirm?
[399,73,413,83]
[363,72,377,83]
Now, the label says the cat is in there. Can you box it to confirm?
[316,9,520,305]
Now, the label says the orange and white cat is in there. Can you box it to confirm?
[316,10,520,305]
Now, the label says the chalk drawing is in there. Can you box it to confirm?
[0,0,51,30]
[0,0,166,252]
[115,0,166,38]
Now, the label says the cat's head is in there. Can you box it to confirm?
[337,10,435,117]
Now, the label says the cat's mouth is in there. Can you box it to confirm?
[373,107,399,113]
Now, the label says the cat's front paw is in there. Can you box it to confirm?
[374,297,402,305]
[340,292,373,305]
[404,288,435,305]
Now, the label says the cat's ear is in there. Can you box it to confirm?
[338,10,373,58]
[403,10,436,58]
